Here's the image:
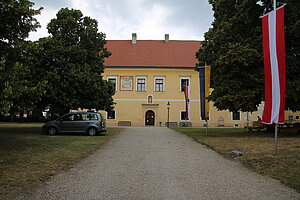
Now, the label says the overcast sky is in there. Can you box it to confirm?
[29,0,214,41]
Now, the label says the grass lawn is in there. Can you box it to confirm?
[173,127,300,193]
[0,123,122,199]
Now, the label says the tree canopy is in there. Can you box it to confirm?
[0,0,45,116]
[35,8,114,117]
[1,3,115,120]
[197,0,300,112]
[282,0,300,111]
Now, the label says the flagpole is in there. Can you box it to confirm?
[205,97,208,135]
[273,0,278,154]
[274,123,278,153]
[205,118,208,135]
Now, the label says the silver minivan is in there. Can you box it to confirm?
[42,112,106,136]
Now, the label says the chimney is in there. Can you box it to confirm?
[164,34,169,43]
[132,33,137,45]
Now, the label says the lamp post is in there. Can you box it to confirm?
[167,101,170,128]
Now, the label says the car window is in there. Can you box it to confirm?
[87,114,98,121]
[61,114,74,121]
[81,113,87,121]
[73,114,83,121]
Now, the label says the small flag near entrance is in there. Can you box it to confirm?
[184,85,190,120]
[198,66,211,120]
[262,6,286,124]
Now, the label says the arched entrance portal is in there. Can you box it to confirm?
[145,110,155,126]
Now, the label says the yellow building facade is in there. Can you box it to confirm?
[100,34,300,127]
[102,68,264,127]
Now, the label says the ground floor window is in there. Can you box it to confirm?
[180,111,189,120]
[201,116,209,120]
[232,111,240,121]
[107,110,116,120]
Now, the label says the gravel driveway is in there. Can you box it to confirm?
[11,127,300,200]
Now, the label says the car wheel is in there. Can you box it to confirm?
[87,127,97,136]
[48,127,57,136]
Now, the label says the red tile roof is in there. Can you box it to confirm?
[104,40,201,68]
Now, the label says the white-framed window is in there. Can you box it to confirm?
[136,76,146,92]
[180,110,189,121]
[154,77,165,92]
[107,75,118,92]
[180,77,190,92]
[107,110,116,120]
[232,111,241,121]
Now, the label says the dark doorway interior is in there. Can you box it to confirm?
[145,110,155,126]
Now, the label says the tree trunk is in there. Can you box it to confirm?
[20,110,24,123]
[10,111,14,122]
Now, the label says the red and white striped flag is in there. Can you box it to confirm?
[262,6,286,124]
[184,86,190,120]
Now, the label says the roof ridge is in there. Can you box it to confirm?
[106,39,201,42]
[104,40,201,68]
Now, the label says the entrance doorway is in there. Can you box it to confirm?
[145,110,155,126]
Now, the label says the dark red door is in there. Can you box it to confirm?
[145,110,155,126]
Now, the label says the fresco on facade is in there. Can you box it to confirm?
[120,76,133,91]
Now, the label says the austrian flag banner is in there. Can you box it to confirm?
[262,6,286,124]
[184,86,190,120]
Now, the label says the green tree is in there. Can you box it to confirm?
[282,0,300,111]
[36,8,114,117]
[0,0,44,117]
[197,0,300,112]
[196,0,263,112]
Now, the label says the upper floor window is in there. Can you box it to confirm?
[136,77,146,92]
[107,76,117,91]
[155,78,164,92]
[232,111,241,121]
[180,78,190,92]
